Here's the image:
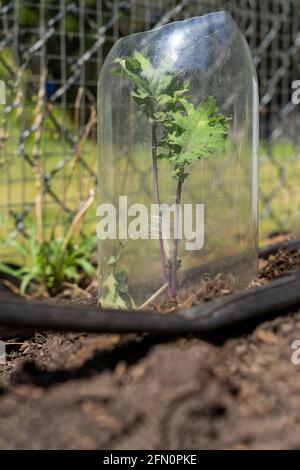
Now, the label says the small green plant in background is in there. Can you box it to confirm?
[0,231,97,296]
[0,187,97,297]
[114,52,232,300]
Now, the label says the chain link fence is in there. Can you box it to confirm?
[0,0,300,257]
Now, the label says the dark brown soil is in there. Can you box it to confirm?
[1,245,300,449]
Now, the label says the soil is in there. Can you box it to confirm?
[1,243,300,449]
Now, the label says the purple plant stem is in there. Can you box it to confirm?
[151,122,172,298]
[170,179,182,298]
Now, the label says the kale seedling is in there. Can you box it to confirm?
[114,52,232,300]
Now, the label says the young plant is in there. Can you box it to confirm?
[114,52,232,300]
[0,231,97,296]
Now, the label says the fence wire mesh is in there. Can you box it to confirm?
[0,0,300,257]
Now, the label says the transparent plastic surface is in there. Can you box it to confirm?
[98,12,258,310]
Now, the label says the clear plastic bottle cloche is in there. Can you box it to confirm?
[97,11,259,310]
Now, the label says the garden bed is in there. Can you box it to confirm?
[0,239,300,449]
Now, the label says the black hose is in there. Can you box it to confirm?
[0,271,299,334]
